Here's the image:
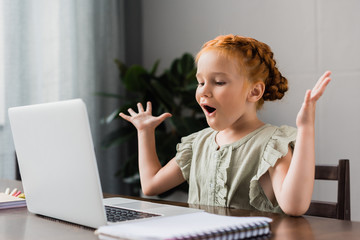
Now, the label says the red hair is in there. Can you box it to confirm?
[196,34,288,109]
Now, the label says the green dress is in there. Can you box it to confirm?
[175,124,297,213]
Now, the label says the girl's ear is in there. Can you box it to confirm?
[247,81,265,103]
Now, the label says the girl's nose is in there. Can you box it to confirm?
[198,83,212,98]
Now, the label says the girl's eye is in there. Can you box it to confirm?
[198,82,205,86]
[215,81,226,86]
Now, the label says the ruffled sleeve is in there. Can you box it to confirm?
[249,125,297,213]
[175,131,199,182]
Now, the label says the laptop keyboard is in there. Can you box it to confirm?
[105,205,160,222]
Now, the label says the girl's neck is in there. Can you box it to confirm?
[215,117,265,147]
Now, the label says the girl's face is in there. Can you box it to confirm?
[196,50,255,131]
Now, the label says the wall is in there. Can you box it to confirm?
[141,0,360,220]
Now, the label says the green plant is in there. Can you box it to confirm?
[98,53,207,197]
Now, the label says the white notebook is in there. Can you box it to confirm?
[95,212,272,240]
[0,192,26,209]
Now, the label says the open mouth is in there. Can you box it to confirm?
[203,105,216,114]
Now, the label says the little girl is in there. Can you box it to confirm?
[119,34,331,216]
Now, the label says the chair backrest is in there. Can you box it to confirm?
[305,159,350,220]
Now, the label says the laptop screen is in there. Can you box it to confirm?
[8,99,107,228]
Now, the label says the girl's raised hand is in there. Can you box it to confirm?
[296,71,331,128]
[119,101,172,131]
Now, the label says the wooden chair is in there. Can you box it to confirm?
[305,159,350,220]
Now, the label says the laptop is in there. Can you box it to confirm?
[8,99,201,229]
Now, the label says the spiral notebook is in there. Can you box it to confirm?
[0,192,26,209]
[95,212,272,239]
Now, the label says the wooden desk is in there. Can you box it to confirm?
[1,179,360,240]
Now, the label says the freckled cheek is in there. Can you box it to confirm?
[217,93,235,108]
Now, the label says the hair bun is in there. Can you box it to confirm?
[263,72,288,101]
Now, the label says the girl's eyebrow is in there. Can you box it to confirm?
[196,72,229,78]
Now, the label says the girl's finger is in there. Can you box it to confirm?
[137,102,144,112]
[128,108,136,116]
[304,89,312,105]
[119,112,131,122]
[146,101,152,114]
[157,113,172,122]
[314,71,331,91]
[311,76,331,101]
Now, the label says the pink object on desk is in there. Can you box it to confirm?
[14,191,21,197]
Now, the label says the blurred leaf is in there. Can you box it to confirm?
[155,131,179,163]
[114,59,128,78]
[101,108,122,125]
[170,59,181,77]
[151,80,175,110]
[185,68,197,85]
[183,82,198,91]
[179,53,195,77]
[101,125,136,148]
[115,154,138,177]
[171,116,206,136]
[150,60,160,76]
[123,65,148,91]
